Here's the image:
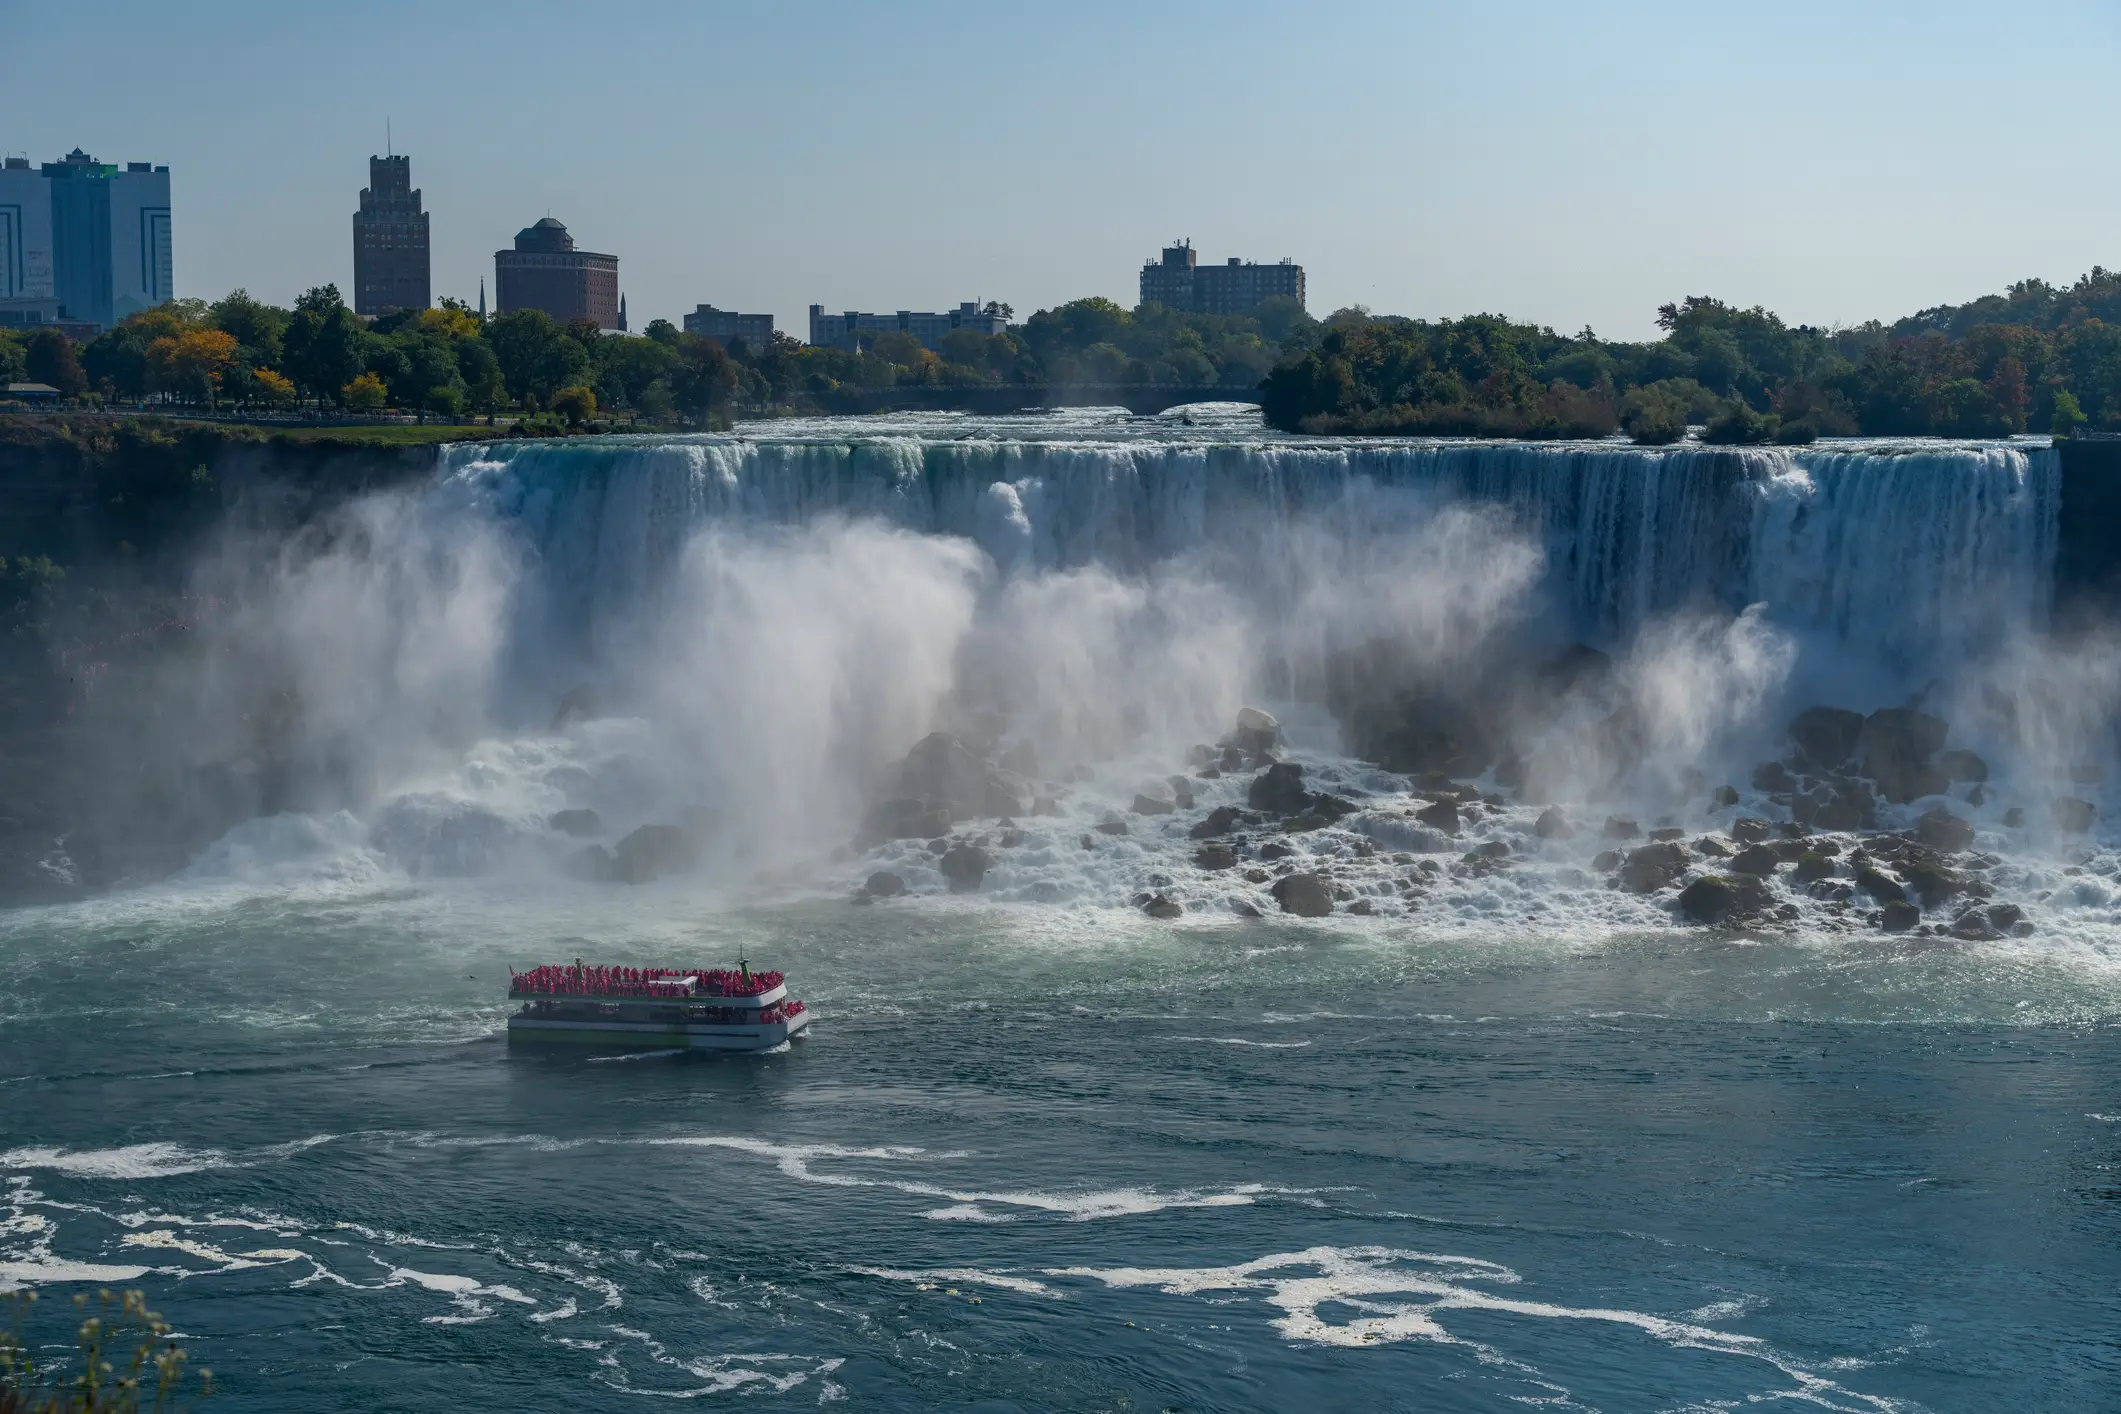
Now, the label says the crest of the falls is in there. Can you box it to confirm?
[436,424,2058,676]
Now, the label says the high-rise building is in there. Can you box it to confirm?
[683,304,775,350]
[352,154,430,317]
[0,149,172,333]
[494,218,620,330]
[807,302,1007,352]
[1139,241,1304,317]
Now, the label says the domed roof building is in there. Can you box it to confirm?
[495,216,620,329]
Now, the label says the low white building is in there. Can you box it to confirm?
[808,302,1007,353]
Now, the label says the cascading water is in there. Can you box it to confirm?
[437,424,2059,674]
[164,408,2105,949]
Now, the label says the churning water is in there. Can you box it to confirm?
[3,408,2116,1410]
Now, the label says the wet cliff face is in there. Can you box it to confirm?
[0,421,447,901]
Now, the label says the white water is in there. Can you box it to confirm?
[129,411,2117,959]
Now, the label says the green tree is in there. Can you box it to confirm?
[25,330,88,398]
[282,285,366,404]
[643,318,681,347]
[487,309,592,403]
[669,335,738,422]
[2050,388,2087,437]
[207,288,289,367]
[550,384,597,426]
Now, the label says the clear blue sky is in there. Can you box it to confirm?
[11,0,2121,340]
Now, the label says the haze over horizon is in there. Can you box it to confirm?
[11,0,2121,340]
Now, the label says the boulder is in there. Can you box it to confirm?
[866,797,954,842]
[1677,873,1771,925]
[1987,902,2027,932]
[1190,805,1244,839]
[1132,793,1176,816]
[1346,899,1374,915]
[1591,850,1621,872]
[1948,908,2002,941]
[1695,837,1731,858]
[1794,852,1835,884]
[1230,707,1282,754]
[938,844,995,893]
[1860,706,1950,804]
[1141,893,1184,919]
[550,682,600,729]
[1938,749,1988,783]
[1914,807,1974,853]
[1248,762,1312,816]
[548,808,602,838]
[1788,706,1865,769]
[1416,798,1461,835]
[568,844,614,881]
[864,870,908,897]
[1167,776,1198,809]
[1270,872,1335,917]
[1494,751,1527,791]
[1094,820,1129,836]
[1188,743,1219,768]
[1620,841,1688,893]
[895,732,1028,819]
[1730,818,1772,845]
[1855,867,1905,904]
[1194,843,1239,871]
[1350,693,1497,778]
[1898,858,1961,907]
[1230,899,1264,918]
[612,824,695,883]
[1751,761,1797,792]
[2002,807,2025,828]
[1729,845,1781,876]
[1711,784,1742,808]
[1810,791,1868,832]
[1532,808,1573,840]
[2053,797,2097,834]
[1602,816,1640,840]
[1258,841,1294,861]
[1880,899,1921,932]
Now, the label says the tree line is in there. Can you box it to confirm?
[7,267,2121,439]
[1259,268,2121,442]
[0,289,1320,427]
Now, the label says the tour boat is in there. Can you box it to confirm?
[506,960,810,1052]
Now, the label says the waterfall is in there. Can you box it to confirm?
[436,432,2059,674]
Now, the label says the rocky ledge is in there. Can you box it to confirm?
[835,702,2102,939]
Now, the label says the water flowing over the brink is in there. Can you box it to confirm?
[437,426,2059,672]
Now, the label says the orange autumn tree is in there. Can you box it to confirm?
[146,327,239,409]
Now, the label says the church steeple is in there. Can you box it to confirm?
[478,277,486,319]
[617,293,628,333]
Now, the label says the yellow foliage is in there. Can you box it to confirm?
[342,371,389,410]
[146,328,239,399]
[253,368,296,406]
[420,305,485,340]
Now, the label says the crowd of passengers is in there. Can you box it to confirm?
[516,999,807,1024]
[510,963,785,998]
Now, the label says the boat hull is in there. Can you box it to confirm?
[507,1011,809,1053]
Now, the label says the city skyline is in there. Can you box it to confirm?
[11,1,2121,340]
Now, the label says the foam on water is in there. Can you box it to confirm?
[1050,1245,1912,1411]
